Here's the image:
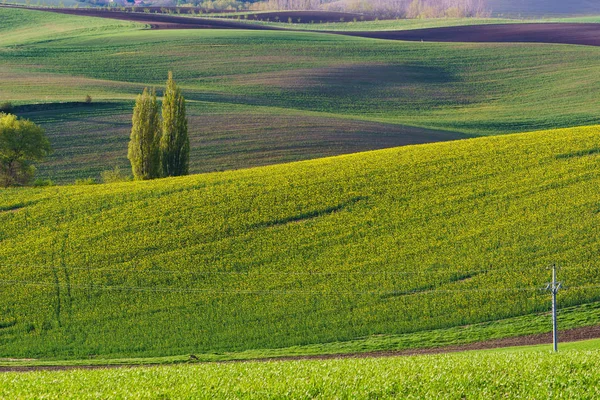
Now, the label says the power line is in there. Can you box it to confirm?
[1,278,597,295]
[1,263,598,277]
[2,264,488,276]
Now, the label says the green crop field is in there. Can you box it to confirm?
[3,8,600,183]
[2,343,600,399]
[1,124,600,360]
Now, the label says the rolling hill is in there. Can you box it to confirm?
[1,124,600,359]
[3,4,600,399]
[3,8,600,184]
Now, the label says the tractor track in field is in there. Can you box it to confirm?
[4,6,600,47]
[2,325,600,372]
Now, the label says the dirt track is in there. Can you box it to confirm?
[1,325,599,372]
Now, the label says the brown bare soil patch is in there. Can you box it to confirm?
[232,64,451,90]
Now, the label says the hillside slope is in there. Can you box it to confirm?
[1,126,600,358]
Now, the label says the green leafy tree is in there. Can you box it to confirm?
[128,88,161,180]
[160,71,189,177]
[0,113,51,187]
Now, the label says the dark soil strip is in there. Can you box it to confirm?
[2,325,600,372]
[342,23,600,47]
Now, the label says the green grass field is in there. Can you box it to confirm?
[3,8,600,182]
[2,124,600,359]
[2,343,600,399]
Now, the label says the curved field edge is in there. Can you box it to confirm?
[2,347,600,399]
[1,125,600,359]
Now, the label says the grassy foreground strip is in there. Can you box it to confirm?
[2,346,600,399]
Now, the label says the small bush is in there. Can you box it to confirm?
[74,177,96,185]
[33,178,54,187]
[0,102,14,113]
[101,166,131,184]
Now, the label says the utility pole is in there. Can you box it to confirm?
[545,264,562,352]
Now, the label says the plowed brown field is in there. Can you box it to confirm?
[344,23,600,47]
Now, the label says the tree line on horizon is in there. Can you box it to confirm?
[90,0,489,19]
[248,0,489,18]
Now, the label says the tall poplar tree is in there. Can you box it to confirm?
[128,88,160,180]
[160,71,189,177]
